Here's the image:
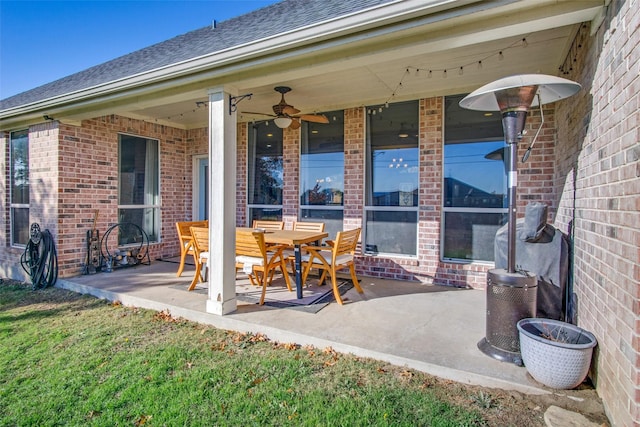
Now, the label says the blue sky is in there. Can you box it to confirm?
[0,0,280,100]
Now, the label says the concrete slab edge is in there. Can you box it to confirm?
[56,279,550,397]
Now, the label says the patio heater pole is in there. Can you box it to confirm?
[460,74,581,365]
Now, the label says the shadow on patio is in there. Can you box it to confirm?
[58,258,551,395]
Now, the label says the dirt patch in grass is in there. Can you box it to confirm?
[0,278,610,426]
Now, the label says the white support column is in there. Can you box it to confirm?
[206,87,238,315]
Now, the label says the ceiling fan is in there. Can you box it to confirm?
[245,86,329,129]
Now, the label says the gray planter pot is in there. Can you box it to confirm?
[517,318,597,389]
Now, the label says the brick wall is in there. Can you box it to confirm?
[282,125,300,229]
[554,3,639,425]
[55,116,190,276]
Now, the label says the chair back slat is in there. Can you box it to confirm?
[236,230,266,259]
[190,226,209,254]
[252,220,284,230]
[293,221,325,232]
[333,228,361,262]
[177,220,208,237]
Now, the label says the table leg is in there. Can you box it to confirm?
[294,245,303,299]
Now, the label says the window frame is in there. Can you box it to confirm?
[441,94,508,264]
[363,100,420,258]
[246,121,284,225]
[299,111,345,234]
[10,129,30,247]
[117,133,161,244]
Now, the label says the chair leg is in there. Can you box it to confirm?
[318,270,327,286]
[330,272,343,305]
[259,269,269,305]
[188,263,201,291]
[279,259,292,291]
[349,264,363,293]
[176,250,187,277]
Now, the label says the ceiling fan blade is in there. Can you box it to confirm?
[287,118,300,129]
[299,114,329,124]
[282,105,301,115]
[243,111,277,118]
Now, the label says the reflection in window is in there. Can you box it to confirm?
[10,130,29,246]
[300,111,344,233]
[365,100,419,256]
[118,134,160,243]
[443,94,507,262]
[301,112,344,206]
[248,121,283,224]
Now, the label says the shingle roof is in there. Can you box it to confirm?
[1,0,393,110]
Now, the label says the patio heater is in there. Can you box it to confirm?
[459,74,581,364]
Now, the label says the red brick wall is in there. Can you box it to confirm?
[54,116,189,276]
[554,5,640,425]
[282,125,300,229]
[0,123,61,280]
[343,107,364,242]
[235,123,247,226]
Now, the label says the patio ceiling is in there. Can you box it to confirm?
[30,0,604,130]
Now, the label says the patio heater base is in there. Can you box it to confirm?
[478,268,537,366]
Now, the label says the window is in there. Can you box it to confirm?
[118,134,160,243]
[300,111,344,238]
[442,94,507,262]
[10,130,29,246]
[247,121,283,223]
[365,101,419,256]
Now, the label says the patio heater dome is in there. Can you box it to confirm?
[460,74,580,365]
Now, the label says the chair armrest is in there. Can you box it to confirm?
[303,245,332,255]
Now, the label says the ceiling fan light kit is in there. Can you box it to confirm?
[244,86,329,129]
[273,117,292,128]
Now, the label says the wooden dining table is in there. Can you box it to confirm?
[237,227,328,298]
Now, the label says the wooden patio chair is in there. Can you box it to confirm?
[286,221,326,273]
[175,220,208,277]
[187,226,209,291]
[236,229,292,305]
[301,228,364,305]
[252,220,284,230]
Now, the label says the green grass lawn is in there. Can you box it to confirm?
[0,280,541,426]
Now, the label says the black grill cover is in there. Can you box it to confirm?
[494,204,569,320]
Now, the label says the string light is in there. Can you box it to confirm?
[364,36,529,114]
[560,24,587,75]
[416,36,527,80]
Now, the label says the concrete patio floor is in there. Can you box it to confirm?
[57,259,554,396]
